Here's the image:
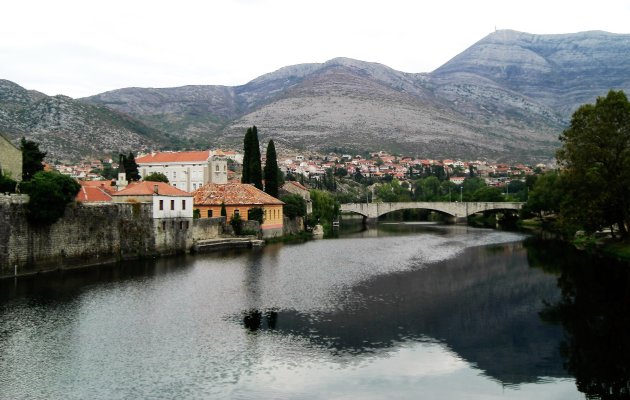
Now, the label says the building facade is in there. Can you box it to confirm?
[0,133,22,181]
[135,151,228,192]
[193,182,284,237]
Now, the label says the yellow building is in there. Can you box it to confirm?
[193,182,284,237]
[0,133,22,181]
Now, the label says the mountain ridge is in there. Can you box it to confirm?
[2,29,629,162]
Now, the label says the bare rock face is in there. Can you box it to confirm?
[0,79,165,161]
[432,30,630,118]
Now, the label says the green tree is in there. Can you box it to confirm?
[280,194,307,219]
[20,171,80,225]
[20,137,46,181]
[0,174,17,193]
[557,90,630,236]
[242,126,263,190]
[310,189,339,227]
[523,171,563,219]
[144,172,169,183]
[263,140,280,198]
[470,186,503,202]
[124,152,141,182]
[248,207,264,224]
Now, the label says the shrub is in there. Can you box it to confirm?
[20,171,81,225]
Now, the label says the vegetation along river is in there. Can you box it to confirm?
[1,223,628,399]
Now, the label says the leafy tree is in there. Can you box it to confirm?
[20,137,46,181]
[523,171,563,219]
[280,194,307,218]
[375,180,410,202]
[248,207,264,224]
[144,172,169,183]
[230,213,243,235]
[470,186,503,202]
[557,90,630,236]
[415,176,442,201]
[20,171,80,225]
[123,152,141,182]
[310,189,339,227]
[241,126,263,190]
[0,174,17,193]
[263,140,280,198]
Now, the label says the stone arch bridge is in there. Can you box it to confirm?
[340,202,524,224]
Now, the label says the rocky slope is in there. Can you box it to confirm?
[0,80,174,161]
[4,30,629,162]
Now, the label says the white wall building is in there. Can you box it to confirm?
[136,151,228,192]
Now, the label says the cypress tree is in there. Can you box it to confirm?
[263,140,279,198]
[124,152,141,181]
[250,126,263,190]
[241,127,252,184]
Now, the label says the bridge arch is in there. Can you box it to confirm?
[340,202,523,223]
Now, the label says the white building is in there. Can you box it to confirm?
[135,151,228,192]
[111,181,193,219]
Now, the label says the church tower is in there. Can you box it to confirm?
[209,156,228,184]
[116,154,128,190]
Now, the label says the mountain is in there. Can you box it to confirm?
[4,30,629,162]
[432,30,630,119]
[0,80,177,161]
[81,30,630,162]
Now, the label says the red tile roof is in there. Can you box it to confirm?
[76,186,112,203]
[284,181,308,191]
[135,151,211,164]
[193,183,284,206]
[80,180,117,194]
[111,181,193,197]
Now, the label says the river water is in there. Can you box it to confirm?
[1,223,628,399]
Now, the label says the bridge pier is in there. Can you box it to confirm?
[362,216,378,227]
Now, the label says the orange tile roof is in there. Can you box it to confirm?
[193,183,284,206]
[76,186,112,203]
[284,181,308,191]
[135,151,211,164]
[80,180,117,194]
[111,181,193,197]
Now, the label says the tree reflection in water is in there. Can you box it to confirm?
[528,238,630,399]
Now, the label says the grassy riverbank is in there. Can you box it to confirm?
[519,218,630,263]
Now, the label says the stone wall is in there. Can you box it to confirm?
[283,216,305,236]
[192,217,227,241]
[0,197,194,278]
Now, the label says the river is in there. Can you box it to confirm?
[1,223,628,399]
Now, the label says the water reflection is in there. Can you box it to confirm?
[238,241,567,386]
[528,239,630,399]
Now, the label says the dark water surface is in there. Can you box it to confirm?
[1,223,628,399]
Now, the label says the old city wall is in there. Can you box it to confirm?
[192,217,227,241]
[0,195,159,278]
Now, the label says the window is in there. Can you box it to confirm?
[182,199,186,210]
[234,209,240,216]
[173,171,177,179]
[180,221,184,229]
[207,210,213,218]
[162,221,166,230]
[159,200,164,210]
[216,165,219,172]
[171,200,175,210]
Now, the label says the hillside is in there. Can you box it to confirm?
[4,30,629,162]
[0,80,175,161]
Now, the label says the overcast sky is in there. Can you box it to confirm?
[2,0,628,98]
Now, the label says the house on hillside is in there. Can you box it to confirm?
[193,182,284,238]
[0,133,22,182]
[135,151,228,192]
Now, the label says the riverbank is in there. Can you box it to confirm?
[518,218,630,262]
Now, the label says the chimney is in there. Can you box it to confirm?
[153,184,159,194]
